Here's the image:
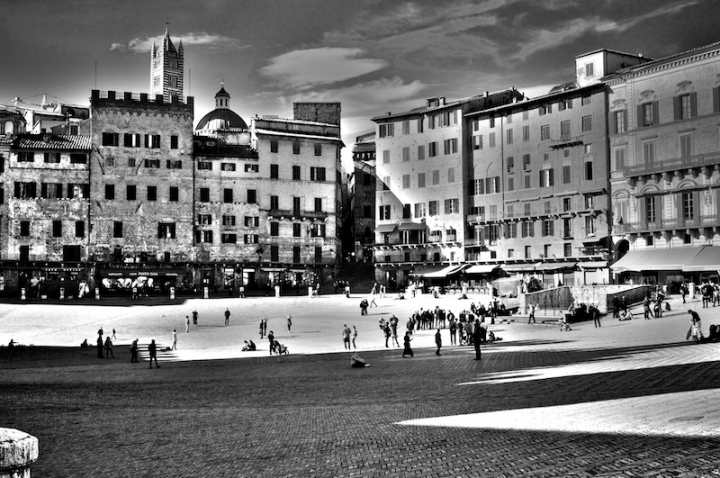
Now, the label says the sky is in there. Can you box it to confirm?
[1,0,719,167]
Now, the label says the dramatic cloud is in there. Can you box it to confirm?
[259,47,389,90]
[109,32,247,53]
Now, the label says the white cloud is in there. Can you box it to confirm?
[109,32,246,53]
[259,47,389,90]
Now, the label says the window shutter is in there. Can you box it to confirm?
[609,111,616,134]
[638,197,646,227]
[654,196,662,223]
[478,179,484,195]
[676,193,684,226]
[652,101,659,125]
[714,87,720,113]
[14,182,20,198]
[41,183,47,198]
[692,191,700,220]
[637,105,644,127]
[690,92,698,117]
[622,110,628,132]
[549,169,554,186]
[673,96,681,121]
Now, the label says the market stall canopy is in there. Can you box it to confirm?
[534,262,577,272]
[682,246,720,272]
[465,264,500,275]
[611,246,703,272]
[410,265,446,277]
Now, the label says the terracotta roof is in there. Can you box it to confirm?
[254,129,344,143]
[255,117,338,128]
[15,134,91,151]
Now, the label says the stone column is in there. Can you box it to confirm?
[0,428,38,478]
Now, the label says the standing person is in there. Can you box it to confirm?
[391,319,400,347]
[383,322,391,348]
[342,324,352,350]
[592,306,602,328]
[172,329,177,350]
[352,325,358,349]
[185,315,190,333]
[449,318,457,345]
[472,319,482,360]
[402,331,414,357]
[263,318,269,337]
[643,297,652,320]
[130,339,139,363]
[259,319,265,339]
[681,283,688,304]
[528,303,536,325]
[688,310,703,343]
[192,309,198,325]
[97,331,104,359]
[112,328,117,340]
[104,336,115,358]
[370,290,378,308]
[435,328,442,356]
[268,330,275,355]
[224,308,230,326]
[287,315,292,332]
[148,339,160,368]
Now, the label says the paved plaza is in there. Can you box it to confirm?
[2,292,720,477]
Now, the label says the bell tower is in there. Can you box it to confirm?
[150,29,184,102]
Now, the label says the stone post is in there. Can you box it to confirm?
[0,428,38,478]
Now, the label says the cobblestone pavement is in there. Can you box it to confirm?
[2,294,720,477]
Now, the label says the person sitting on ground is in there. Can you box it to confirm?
[559,314,572,331]
[351,351,369,368]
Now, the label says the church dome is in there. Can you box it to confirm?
[196,108,248,131]
[195,82,248,132]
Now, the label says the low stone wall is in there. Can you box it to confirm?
[0,428,38,478]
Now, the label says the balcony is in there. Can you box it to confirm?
[614,215,720,234]
[623,151,720,178]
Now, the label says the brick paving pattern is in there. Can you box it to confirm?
[1,293,720,477]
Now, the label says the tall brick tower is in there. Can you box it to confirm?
[150,29,184,102]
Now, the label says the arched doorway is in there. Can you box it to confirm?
[616,239,630,261]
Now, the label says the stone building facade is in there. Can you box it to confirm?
[150,30,184,103]
[349,132,376,263]
[371,90,523,288]
[88,90,195,290]
[608,41,720,284]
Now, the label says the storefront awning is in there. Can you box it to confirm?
[423,264,465,278]
[682,246,720,272]
[376,224,398,233]
[465,264,500,275]
[577,261,608,270]
[612,246,704,272]
[501,264,536,273]
[410,265,446,277]
[398,222,427,231]
[534,262,577,273]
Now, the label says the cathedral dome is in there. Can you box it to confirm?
[196,108,248,131]
[195,83,248,132]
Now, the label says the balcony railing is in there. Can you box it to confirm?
[623,151,720,177]
[614,215,719,234]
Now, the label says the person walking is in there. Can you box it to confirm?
[112,328,117,340]
[383,322,391,348]
[370,291,378,308]
[688,310,703,343]
[472,319,482,360]
[131,339,139,363]
[104,336,115,358]
[268,330,275,355]
[97,331,104,359]
[148,339,160,368]
[342,324,352,350]
[192,309,198,325]
[435,328,442,356]
[185,315,190,333]
[352,325,358,349]
[287,315,292,332]
[402,331,414,357]
[449,318,457,345]
[172,329,178,350]
[528,303,536,325]
[224,308,230,326]
[259,319,265,339]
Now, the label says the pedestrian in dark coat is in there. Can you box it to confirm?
[435,329,442,356]
[131,339,139,363]
[97,334,104,358]
[472,319,482,360]
[402,331,414,357]
[268,330,275,355]
[148,339,160,368]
